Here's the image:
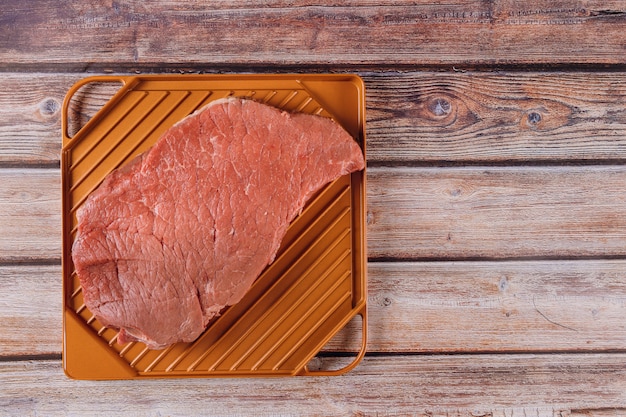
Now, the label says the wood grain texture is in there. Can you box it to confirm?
[360,260,626,353]
[0,168,61,262]
[0,265,61,356]
[365,71,626,163]
[1,355,625,415]
[3,260,625,357]
[368,166,626,260]
[0,74,71,166]
[2,72,626,166]
[1,1,625,69]
[0,74,124,166]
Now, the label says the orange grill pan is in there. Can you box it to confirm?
[61,74,367,379]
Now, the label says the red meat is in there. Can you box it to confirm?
[72,97,364,349]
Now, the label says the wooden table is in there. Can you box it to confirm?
[2,2,626,415]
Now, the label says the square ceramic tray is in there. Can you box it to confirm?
[61,74,366,379]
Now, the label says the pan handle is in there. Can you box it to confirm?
[300,305,367,377]
[61,75,134,146]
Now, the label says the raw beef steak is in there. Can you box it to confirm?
[72,97,365,349]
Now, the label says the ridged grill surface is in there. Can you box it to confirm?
[62,75,366,378]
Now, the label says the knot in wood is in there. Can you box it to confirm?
[429,97,452,117]
[527,111,542,125]
[39,98,60,116]
[498,276,509,292]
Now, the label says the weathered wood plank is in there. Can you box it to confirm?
[365,71,626,163]
[363,260,626,353]
[1,355,625,415]
[3,166,626,262]
[2,1,625,69]
[0,168,61,262]
[0,73,121,166]
[2,72,626,166]
[0,265,61,356]
[368,166,626,259]
[0,74,70,166]
[4,260,625,357]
